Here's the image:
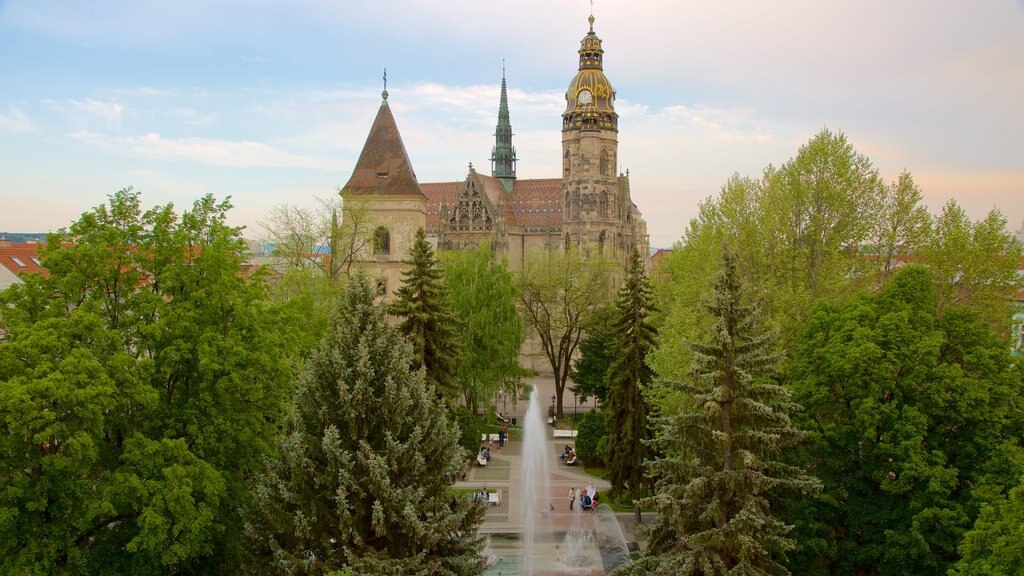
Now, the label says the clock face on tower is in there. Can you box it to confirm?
[577,89,593,105]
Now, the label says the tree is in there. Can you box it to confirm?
[922,200,1022,334]
[442,242,523,414]
[260,195,375,280]
[569,303,618,404]
[951,480,1024,576]
[391,228,463,403]
[870,171,932,277]
[604,250,657,500]
[0,188,305,573]
[623,250,820,576]
[245,274,484,575]
[517,247,611,417]
[574,409,609,467]
[787,267,1024,575]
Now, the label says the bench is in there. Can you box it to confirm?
[480,433,500,443]
[488,489,502,506]
[553,429,578,439]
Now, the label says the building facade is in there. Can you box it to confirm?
[340,16,649,295]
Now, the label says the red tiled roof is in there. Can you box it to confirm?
[509,178,563,228]
[0,242,47,279]
[422,177,563,229]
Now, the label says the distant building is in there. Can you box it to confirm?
[339,15,650,298]
[0,239,46,291]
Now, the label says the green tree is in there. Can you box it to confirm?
[787,267,1024,575]
[604,250,657,500]
[570,303,618,403]
[442,242,523,413]
[922,200,1023,334]
[0,188,304,574]
[574,408,609,466]
[870,171,932,278]
[517,247,611,417]
[245,274,484,575]
[624,250,820,576]
[951,480,1024,576]
[392,228,463,403]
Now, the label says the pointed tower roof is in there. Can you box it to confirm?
[342,94,427,199]
[490,65,517,191]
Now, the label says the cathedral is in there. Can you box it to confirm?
[340,15,649,297]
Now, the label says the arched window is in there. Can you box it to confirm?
[598,230,607,255]
[372,226,390,255]
[599,150,609,176]
[563,149,571,177]
[599,191,608,218]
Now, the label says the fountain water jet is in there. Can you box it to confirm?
[519,388,552,575]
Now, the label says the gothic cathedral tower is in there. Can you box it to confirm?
[561,15,622,261]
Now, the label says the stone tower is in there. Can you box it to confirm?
[339,89,427,299]
[561,14,625,261]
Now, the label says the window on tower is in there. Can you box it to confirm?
[599,191,608,218]
[372,226,390,255]
[600,151,608,176]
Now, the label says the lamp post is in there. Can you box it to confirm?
[551,394,556,423]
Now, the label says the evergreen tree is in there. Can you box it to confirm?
[624,250,820,576]
[605,250,657,500]
[246,274,484,575]
[570,303,618,404]
[391,228,462,402]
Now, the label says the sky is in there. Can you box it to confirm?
[1,0,1022,249]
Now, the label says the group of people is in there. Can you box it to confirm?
[568,483,599,512]
[478,424,511,467]
[560,444,578,465]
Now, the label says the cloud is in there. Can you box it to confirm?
[70,131,337,170]
[0,106,37,133]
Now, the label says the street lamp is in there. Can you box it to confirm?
[551,394,556,422]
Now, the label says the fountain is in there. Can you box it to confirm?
[594,505,631,574]
[479,386,637,575]
[519,388,552,575]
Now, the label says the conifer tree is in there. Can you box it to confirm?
[391,227,462,402]
[245,274,484,576]
[624,250,819,576]
[605,249,657,500]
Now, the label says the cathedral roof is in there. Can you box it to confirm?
[341,97,427,199]
[421,177,562,229]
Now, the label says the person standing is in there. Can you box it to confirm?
[568,486,576,511]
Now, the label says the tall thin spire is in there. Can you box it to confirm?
[490,64,517,191]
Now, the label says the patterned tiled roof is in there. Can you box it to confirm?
[422,177,563,229]
[508,178,563,228]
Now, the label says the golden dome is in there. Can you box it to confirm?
[562,17,618,131]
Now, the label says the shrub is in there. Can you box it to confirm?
[575,408,609,466]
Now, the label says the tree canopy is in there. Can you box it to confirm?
[441,242,523,414]
[245,274,484,575]
[787,266,1024,574]
[625,250,820,576]
[0,188,306,574]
